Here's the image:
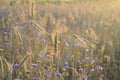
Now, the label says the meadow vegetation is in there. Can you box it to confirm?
[0,0,120,80]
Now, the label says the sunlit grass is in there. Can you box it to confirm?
[0,0,120,80]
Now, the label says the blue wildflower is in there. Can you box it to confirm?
[41,40,46,43]
[64,62,68,66]
[65,65,69,69]
[14,64,19,68]
[96,66,103,71]
[56,73,61,77]
[67,39,71,44]
[75,43,79,47]
[80,45,85,49]
[83,76,87,80]
[64,56,68,59]
[33,77,39,80]
[100,74,105,79]
[35,33,40,37]
[96,66,100,71]
[13,64,19,72]
[45,74,50,78]
[32,64,38,68]
[78,68,83,73]
[85,56,90,60]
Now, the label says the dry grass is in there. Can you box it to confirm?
[0,0,120,80]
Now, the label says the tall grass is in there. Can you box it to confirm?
[0,0,120,80]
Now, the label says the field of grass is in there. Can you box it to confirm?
[0,0,120,80]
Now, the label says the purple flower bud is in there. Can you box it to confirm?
[80,45,85,49]
[45,74,50,78]
[85,56,90,60]
[83,76,87,80]
[67,39,71,44]
[41,40,46,44]
[95,66,102,71]
[32,64,38,68]
[33,77,39,80]
[96,66,99,71]
[100,74,105,79]
[96,66,103,71]
[35,33,40,37]
[56,73,61,77]
[14,64,19,68]
[64,56,68,59]
[64,62,69,66]
[77,60,81,64]
[13,64,19,72]
[65,65,69,69]
[78,68,83,73]
[75,43,79,47]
